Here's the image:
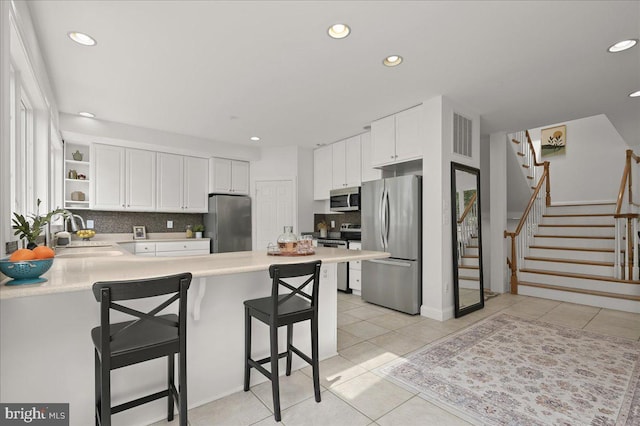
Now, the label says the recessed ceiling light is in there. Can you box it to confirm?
[383,55,403,67]
[328,23,350,39]
[68,31,97,46]
[250,136,260,141]
[630,90,640,98]
[608,39,637,53]
[78,111,95,118]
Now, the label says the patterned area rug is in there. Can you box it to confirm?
[377,313,640,425]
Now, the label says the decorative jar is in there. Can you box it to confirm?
[277,226,298,254]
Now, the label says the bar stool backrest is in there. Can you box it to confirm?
[92,273,192,355]
[268,261,322,315]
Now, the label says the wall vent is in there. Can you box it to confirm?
[453,113,472,158]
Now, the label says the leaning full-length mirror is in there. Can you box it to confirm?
[451,162,484,317]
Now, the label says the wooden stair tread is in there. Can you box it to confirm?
[522,164,530,169]
[511,139,521,144]
[529,245,615,253]
[548,203,616,207]
[538,224,614,228]
[459,276,480,281]
[459,265,480,270]
[524,256,613,267]
[518,281,640,302]
[519,268,640,284]
[543,213,613,217]
[462,254,479,258]
[517,152,525,156]
[534,235,614,240]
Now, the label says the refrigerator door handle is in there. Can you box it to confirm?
[368,259,412,267]
[384,188,390,248]
[379,188,385,249]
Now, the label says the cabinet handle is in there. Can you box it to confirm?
[390,155,394,159]
[122,204,125,207]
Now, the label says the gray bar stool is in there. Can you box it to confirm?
[91,272,192,426]
[243,260,323,422]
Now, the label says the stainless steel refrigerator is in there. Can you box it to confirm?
[361,175,422,314]
[204,194,252,253]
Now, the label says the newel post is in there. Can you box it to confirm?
[504,231,518,294]
[544,161,551,207]
[626,150,633,206]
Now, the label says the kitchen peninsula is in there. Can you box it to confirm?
[0,246,389,426]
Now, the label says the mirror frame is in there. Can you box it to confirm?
[451,162,484,318]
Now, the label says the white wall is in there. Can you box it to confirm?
[60,113,260,161]
[1,0,9,256]
[420,96,479,320]
[529,114,628,204]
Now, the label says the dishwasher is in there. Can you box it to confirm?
[316,238,349,293]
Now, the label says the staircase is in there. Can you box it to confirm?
[516,203,640,312]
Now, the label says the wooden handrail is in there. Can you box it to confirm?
[515,163,550,235]
[457,192,477,224]
[504,159,551,294]
[615,150,640,215]
[525,130,544,167]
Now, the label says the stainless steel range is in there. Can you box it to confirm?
[316,224,361,292]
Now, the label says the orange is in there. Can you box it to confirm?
[33,246,55,259]
[9,248,37,262]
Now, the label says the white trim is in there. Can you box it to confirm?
[420,305,453,321]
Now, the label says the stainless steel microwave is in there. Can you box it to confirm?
[330,186,361,212]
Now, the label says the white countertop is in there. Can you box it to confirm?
[0,246,389,300]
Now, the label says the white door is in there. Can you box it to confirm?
[255,180,295,251]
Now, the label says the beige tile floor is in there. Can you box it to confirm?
[151,292,640,426]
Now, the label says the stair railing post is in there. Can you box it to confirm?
[544,162,551,207]
[614,218,621,279]
[634,218,639,281]
[627,217,633,280]
[505,231,518,294]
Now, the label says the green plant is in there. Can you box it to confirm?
[193,224,205,232]
[12,199,64,247]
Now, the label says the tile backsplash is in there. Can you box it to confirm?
[312,212,361,233]
[69,210,204,234]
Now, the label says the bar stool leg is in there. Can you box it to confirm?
[244,307,252,392]
[270,324,281,422]
[94,350,100,426]
[167,354,175,421]
[311,317,321,403]
[286,324,293,376]
[179,352,187,426]
[100,358,111,426]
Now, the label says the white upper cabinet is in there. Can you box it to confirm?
[209,157,250,195]
[92,144,125,210]
[126,149,156,211]
[332,136,361,189]
[313,145,333,200]
[91,145,156,211]
[157,153,208,213]
[371,104,423,167]
[183,156,209,212]
[156,153,184,212]
[360,132,382,183]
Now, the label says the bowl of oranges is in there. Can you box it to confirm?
[0,246,55,286]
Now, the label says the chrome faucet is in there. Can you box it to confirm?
[62,210,86,232]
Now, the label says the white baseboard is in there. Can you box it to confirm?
[420,305,454,321]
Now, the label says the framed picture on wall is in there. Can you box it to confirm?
[133,225,147,240]
[541,125,566,157]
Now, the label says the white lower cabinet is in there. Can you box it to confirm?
[348,241,362,294]
[131,240,209,257]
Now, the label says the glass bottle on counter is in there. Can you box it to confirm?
[277,226,298,254]
[185,224,193,238]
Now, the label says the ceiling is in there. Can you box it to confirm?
[26,1,640,148]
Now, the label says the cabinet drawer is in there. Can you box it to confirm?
[155,240,209,252]
[134,243,156,254]
[348,242,361,270]
[156,249,209,257]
